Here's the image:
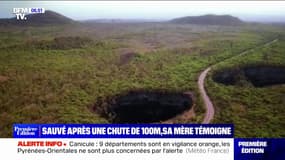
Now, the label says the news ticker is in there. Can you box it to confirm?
[3,124,283,160]
[13,124,233,138]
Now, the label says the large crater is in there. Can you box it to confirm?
[94,91,193,123]
[212,65,285,87]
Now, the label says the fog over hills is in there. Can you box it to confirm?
[170,15,244,26]
[0,1,285,23]
[0,10,284,26]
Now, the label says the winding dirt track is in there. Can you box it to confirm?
[199,67,214,124]
[198,39,278,124]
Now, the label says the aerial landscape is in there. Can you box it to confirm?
[0,2,285,138]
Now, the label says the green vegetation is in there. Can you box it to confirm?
[207,38,285,137]
[0,22,284,137]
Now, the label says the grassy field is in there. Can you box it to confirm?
[207,37,285,137]
[0,22,284,137]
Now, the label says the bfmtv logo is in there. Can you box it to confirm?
[13,8,45,20]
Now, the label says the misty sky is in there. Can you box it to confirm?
[1,1,285,22]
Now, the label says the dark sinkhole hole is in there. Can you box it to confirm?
[212,65,285,87]
[94,91,193,123]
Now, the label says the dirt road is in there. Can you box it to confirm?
[198,67,214,124]
[198,39,278,124]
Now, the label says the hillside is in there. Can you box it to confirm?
[170,14,244,26]
[0,10,75,26]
